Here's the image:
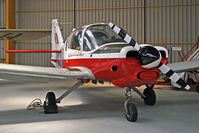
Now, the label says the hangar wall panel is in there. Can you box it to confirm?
[15,0,199,66]
[74,0,144,42]
[0,0,5,27]
[16,0,75,66]
[145,0,199,62]
[0,0,6,61]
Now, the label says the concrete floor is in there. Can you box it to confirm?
[0,74,199,133]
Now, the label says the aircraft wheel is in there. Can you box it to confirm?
[196,85,199,93]
[125,101,138,122]
[43,92,58,114]
[143,88,156,105]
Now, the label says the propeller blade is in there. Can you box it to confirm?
[158,63,190,90]
[108,22,141,51]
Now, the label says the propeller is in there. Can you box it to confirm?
[108,22,190,90]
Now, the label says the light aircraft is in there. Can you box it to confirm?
[0,19,199,122]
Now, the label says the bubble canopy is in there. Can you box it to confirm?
[66,24,125,52]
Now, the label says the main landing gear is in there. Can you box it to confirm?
[43,92,58,113]
[43,80,83,114]
[143,84,156,105]
[42,80,156,122]
[124,84,156,122]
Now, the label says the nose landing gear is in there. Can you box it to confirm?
[124,88,138,122]
[124,84,156,122]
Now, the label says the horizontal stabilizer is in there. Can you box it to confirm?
[0,29,51,40]
[6,50,61,53]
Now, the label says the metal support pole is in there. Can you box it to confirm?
[73,0,76,29]
[198,36,199,44]
[143,0,146,44]
[5,0,16,64]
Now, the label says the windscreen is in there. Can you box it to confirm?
[85,25,125,47]
[67,24,125,51]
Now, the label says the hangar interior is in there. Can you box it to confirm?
[0,0,199,66]
[0,0,199,132]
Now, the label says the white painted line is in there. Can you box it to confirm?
[0,78,5,81]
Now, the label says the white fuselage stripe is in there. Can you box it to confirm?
[66,53,123,59]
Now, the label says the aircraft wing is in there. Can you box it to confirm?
[168,59,199,73]
[0,64,94,80]
[0,29,51,40]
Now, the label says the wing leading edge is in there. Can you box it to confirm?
[168,59,199,73]
[0,64,94,80]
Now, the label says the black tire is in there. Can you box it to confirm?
[125,102,138,122]
[143,88,156,105]
[43,92,58,114]
[196,85,199,93]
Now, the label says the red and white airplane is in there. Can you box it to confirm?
[0,19,199,122]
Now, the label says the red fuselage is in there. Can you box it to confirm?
[61,57,166,88]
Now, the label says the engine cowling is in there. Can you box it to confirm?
[139,45,161,69]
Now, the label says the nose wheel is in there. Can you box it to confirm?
[124,88,138,122]
[125,101,138,122]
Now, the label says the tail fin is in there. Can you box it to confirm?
[51,19,64,60]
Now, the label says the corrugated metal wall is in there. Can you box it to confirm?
[74,0,144,42]
[16,0,75,66]
[0,0,6,61]
[0,0,5,27]
[15,0,199,66]
[145,0,199,62]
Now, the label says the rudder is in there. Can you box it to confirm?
[51,19,64,60]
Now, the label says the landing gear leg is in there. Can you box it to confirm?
[43,80,83,114]
[124,87,138,122]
